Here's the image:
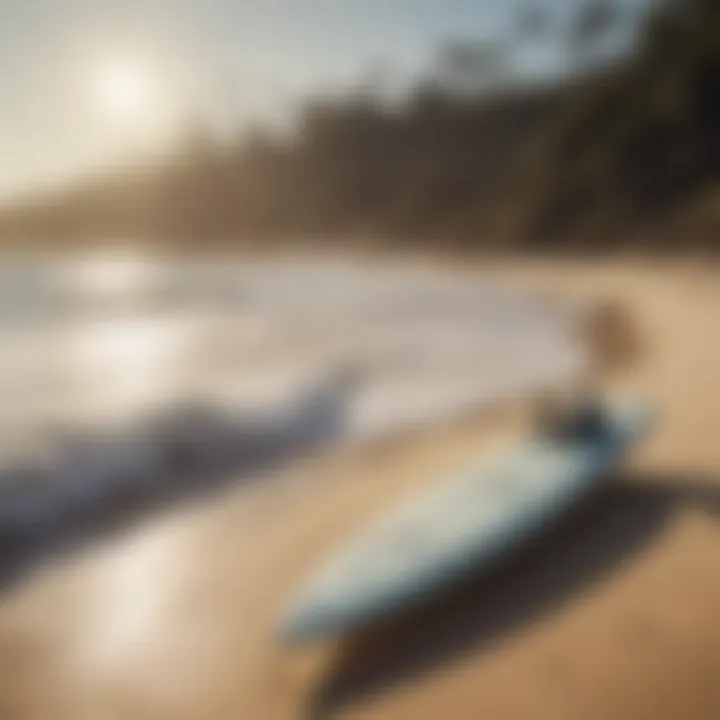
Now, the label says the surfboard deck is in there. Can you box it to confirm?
[280,401,652,643]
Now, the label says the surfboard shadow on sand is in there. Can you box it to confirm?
[0,372,354,591]
[306,471,720,719]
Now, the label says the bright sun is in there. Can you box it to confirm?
[97,61,156,123]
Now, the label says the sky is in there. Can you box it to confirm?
[0,0,645,200]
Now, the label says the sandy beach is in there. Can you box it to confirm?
[0,259,718,720]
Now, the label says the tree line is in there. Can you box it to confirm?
[1,0,719,252]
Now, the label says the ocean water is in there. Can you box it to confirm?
[0,254,587,549]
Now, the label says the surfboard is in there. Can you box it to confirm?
[280,401,652,642]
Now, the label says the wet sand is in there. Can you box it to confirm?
[0,259,718,720]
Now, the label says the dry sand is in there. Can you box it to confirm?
[0,259,718,719]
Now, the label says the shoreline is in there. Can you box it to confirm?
[0,258,717,719]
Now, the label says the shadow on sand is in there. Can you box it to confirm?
[0,374,353,591]
[307,471,720,719]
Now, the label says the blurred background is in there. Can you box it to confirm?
[0,0,718,250]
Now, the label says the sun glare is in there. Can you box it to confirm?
[97,61,156,122]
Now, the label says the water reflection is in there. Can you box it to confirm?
[71,253,158,298]
[0,254,588,584]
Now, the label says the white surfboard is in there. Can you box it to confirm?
[280,401,652,642]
